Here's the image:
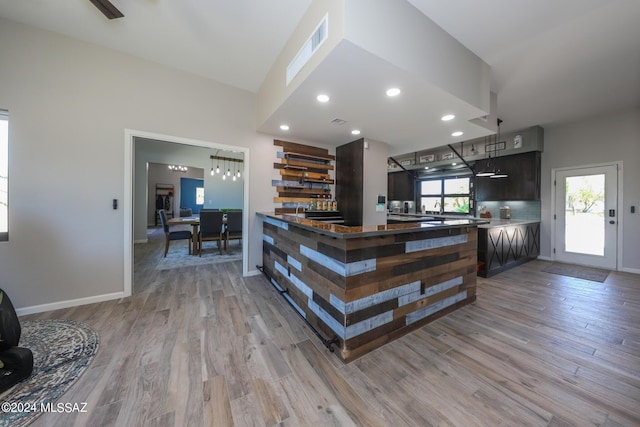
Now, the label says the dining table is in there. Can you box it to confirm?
[167,214,226,255]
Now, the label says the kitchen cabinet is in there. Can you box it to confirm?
[388,171,416,201]
[477,221,540,277]
[475,151,541,201]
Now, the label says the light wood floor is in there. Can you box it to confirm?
[22,228,640,426]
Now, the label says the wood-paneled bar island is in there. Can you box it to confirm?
[258,212,485,362]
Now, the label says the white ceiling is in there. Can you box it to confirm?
[0,0,311,93]
[409,0,640,135]
[1,0,639,154]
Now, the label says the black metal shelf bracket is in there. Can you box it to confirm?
[257,265,340,353]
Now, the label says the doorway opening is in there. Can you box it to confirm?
[124,129,250,297]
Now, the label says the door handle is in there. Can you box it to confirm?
[609,220,616,224]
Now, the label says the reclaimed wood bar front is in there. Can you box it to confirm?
[258,212,481,362]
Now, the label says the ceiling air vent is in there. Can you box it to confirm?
[286,14,328,86]
[330,118,347,126]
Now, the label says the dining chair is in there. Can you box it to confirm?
[198,210,225,256]
[224,211,243,252]
[158,209,192,257]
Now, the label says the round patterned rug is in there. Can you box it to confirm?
[0,319,99,427]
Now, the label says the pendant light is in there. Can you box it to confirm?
[490,118,508,179]
[490,169,508,179]
[226,159,231,177]
[222,159,226,180]
[476,168,495,177]
[212,150,220,174]
[475,136,495,177]
[232,160,237,181]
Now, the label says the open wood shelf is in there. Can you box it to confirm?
[281,158,334,170]
[278,185,306,190]
[273,139,335,211]
[277,186,331,194]
[274,197,320,203]
[284,151,334,162]
[303,178,335,184]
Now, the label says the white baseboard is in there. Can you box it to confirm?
[246,269,261,277]
[537,256,553,261]
[16,292,125,316]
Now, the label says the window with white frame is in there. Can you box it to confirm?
[0,110,8,241]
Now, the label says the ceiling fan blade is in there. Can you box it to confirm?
[89,0,124,19]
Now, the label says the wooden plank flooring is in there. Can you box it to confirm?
[20,227,640,426]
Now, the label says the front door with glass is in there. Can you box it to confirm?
[554,164,618,269]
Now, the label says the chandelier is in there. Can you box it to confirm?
[168,165,187,173]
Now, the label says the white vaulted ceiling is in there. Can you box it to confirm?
[0,0,312,93]
[407,0,640,137]
[1,0,638,154]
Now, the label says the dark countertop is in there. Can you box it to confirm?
[476,218,540,229]
[387,214,436,222]
[387,213,540,229]
[257,212,488,239]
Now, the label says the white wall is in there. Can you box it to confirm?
[0,18,276,311]
[540,108,640,272]
[258,0,344,127]
[362,139,388,226]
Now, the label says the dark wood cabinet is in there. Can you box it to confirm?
[336,139,364,226]
[477,222,540,277]
[387,171,416,201]
[475,151,541,201]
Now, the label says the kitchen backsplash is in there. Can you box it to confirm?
[477,200,541,220]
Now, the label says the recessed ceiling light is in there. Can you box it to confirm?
[386,88,401,97]
[424,166,429,170]
[441,114,455,121]
[316,94,330,103]
[280,124,290,131]
[452,162,457,166]
[451,131,463,137]
[351,129,361,135]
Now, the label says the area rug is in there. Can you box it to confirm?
[542,263,610,282]
[0,319,99,427]
[155,244,243,271]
